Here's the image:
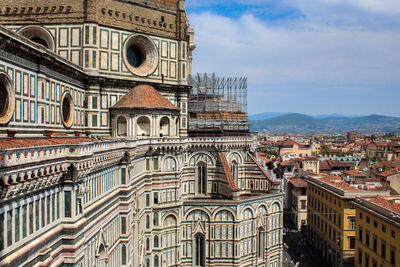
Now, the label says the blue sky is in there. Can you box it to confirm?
[185,0,400,116]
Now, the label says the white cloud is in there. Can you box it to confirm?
[188,11,400,115]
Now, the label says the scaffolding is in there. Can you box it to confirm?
[188,73,250,137]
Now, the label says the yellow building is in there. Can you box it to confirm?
[353,195,400,267]
[306,175,391,267]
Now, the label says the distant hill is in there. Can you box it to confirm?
[248,112,288,121]
[249,112,361,121]
[250,113,400,134]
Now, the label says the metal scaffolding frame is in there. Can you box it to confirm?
[188,73,249,137]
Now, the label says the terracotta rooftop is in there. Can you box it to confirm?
[289,178,307,188]
[367,195,400,215]
[0,138,97,149]
[280,139,297,147]
[112,84,179,110]
[376,169,400,178]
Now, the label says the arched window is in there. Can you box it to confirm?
[154,235,159,248]
[160,117,170,137]
[121,244,127,265]
[195,233,205,267]
[154,255,159,267]
[117,116,127,137]
[231,161,238,185]
[137,116,150,136]
[257,227,265,259]
[196,163,207,194]
[146,238,150,250]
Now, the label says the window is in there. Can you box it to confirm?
[153,157,159,170]
[195,233,205,267]
[300,200,306,210]
[366,216,370,223]
[365,253,370,267]
[92,96,98,109]
[146,194,150,207]
[85,25,90,45]
[146,159,150,171]
[359,227,363,242]
[61,92,74,128]
[121,245,127,265]
[154,192,159,204]
[121,168,127,184]
[374,220,378,227]
[391,229,396,238]
[154,235,159,248]
[349,236,355,249]
[65,191,72,218]
[91,114,98,127]
[366,231,370,247]
[373,236,377,252]
[349,217,356,230]
[0,72,15,125]
[146,238,150,250]
[121,217,127,235]
[145,215,150,229]
[390,246,395,264]
[154,255,159,267]
[382,225,386,233]
[153,212,159,227]
[358,248,362,264]
[197,163,207,195]
[359,212,363,219]
[381,241,386,259]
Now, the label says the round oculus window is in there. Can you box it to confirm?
[123,35,158,77]
[0,73,15,125]
[61,92,74,128]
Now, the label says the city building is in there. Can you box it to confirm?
[306,175,393,267]
[288,178,307,231]
[278,139,312,158]
[0,0,284,266]
[353,195,400,267]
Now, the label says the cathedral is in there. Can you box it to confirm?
[0,0,283,266]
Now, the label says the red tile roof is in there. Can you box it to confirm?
[112,84,179,110]
[376,169,400,178]
[0,138,97,149]
[368,195,400,215]
[289,178,307,188]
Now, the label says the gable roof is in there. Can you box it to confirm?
[112,84,179,110]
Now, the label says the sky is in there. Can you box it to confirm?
[185,0,400,116]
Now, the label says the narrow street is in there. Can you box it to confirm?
[283,212,324,267]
